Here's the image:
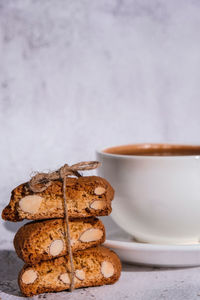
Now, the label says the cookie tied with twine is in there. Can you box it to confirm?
[28,161,101,291]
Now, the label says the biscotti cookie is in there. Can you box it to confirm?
[2,176,114,221]
[19,246,121,297]
[14,218,105,264]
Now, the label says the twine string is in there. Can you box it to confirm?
[28,161,100,291]
[62,175,75,290]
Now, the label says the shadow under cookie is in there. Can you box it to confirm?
[0,250,24,297]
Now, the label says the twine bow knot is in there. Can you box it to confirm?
[28,161,101,291]
[29,161,100,193]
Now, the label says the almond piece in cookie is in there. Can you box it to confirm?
[59,273,70,284]
[75,270,85,281]
[49,239,64,256]
[21,270,38,284]
[94,186,106,195]
[79,228,103,243]
[90,200,106,210]
[19,195,43,214]
[101,261,114,278]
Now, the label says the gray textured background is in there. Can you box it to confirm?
[1,1,200,299]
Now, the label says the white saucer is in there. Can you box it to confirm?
[104,231,200,267]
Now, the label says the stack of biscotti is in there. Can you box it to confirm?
[2,176,121,297]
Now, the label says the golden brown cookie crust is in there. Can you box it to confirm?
[19,246,121,297]
[2,176,114,221]
[14,217,105,264]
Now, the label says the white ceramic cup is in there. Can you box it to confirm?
[97,144,200,245]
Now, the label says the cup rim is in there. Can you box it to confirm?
[96,143,200,160]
